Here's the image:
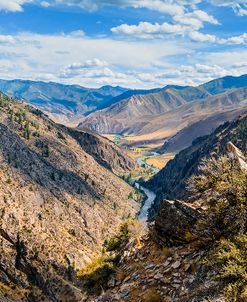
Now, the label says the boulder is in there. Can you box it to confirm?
[153,199,201,245]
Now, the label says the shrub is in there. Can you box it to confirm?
[188,154,247,301]
[77,256,115,294]
[206,235,247,302]
[57,131,65,140]
[144,289,165,302]
[103,237,121,252]
[187,156,247,240]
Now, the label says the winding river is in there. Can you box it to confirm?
[135,152,159,223]
[137,185,156,222]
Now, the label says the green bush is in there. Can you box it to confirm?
[188,154,247,301]
[77,256,115,294]
[188,156,247,240]
[103,237,121,252]
[57,131,65,140]
[207,235,247,302]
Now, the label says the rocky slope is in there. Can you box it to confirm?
[88,115,247,302]
[0,92,139,301]
[0,80,127,125]
[147,112,247,214]
[91,234,214,302]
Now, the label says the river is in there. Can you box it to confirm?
[135,152,159,223]
[136,151,160,174]
[137,185,156,223]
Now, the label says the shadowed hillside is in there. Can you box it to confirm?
[0,92,139,301]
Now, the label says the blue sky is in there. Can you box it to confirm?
[0,0,246,88]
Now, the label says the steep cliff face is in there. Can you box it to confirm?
[67,127,137,175]
[147,113,247,215]
[0,93,139,301]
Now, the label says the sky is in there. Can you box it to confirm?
[0,0,246,88]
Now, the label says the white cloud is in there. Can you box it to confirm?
[221,33,247,44]
[34,0,247,18]
[43,0,185,15]
[111,21,221,43]
[111,6,221,43]
[238,7,247,15]
[67,59,108,69]
[1,0,247,19]
[188,31,217,43]
[0,0,32,12]
[173,9,219,29]
[111,17,247,45]
[60,59,109,78]
[111,22,189,38]
[0,31,189,88]
[0,35,17,44]
[207,1,247,16]
[67,30,85,38]
[40,1,50,8]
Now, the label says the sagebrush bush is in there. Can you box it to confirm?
[77,256,115,293]
[188,156,247,240]
[188,154,247,301]
[207,235,247,302]
[144,288,165,302]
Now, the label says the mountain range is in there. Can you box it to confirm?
[0,79,128,126]
[80,74,247,149]
[1,75,247,155]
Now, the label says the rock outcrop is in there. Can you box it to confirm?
[153,199,201,245]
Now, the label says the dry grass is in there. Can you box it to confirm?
[0,282,28,300]
[143,288,165,302]
[146,153,175,169]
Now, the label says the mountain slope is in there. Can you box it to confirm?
[79,88,189,134]
[201,73,247,94]
[0,79,128,125]
[160,106,247,153]
[0,93,138,301]
[84,116,247,302]
[147,112,247,215]
[81,85,247,151]
[80,75,247,141]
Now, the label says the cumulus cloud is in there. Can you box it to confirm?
[111,18,247,45]
[2,0,247,18]
[111,22,189,38]
[173,9,219,29]
[0,31,189,87]
[188,31,217,43]
[60,59,109,78]
[67,59,108,69]
[111,21,221,43]
[0,0,32,12]
[221,33,247,44]
[111,6,221,43]
[35,0,247,18]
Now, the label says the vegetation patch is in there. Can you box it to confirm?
[144,288,166,302]
[188,154,247,301]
